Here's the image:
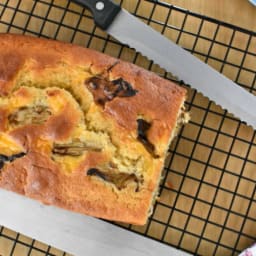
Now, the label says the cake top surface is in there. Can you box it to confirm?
[0,34,186,224]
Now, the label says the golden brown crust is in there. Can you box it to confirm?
[0,34,186,225]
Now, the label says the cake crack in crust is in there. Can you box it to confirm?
[0,34,188,225]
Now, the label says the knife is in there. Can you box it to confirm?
[0,188,191,256]
[71,0,256,129]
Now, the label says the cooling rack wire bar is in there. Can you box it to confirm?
[0,0,256,255]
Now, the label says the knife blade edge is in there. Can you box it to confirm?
[0,188,191,256]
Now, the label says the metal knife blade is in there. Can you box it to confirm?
[71,0,256,129]
[0,189,190,256]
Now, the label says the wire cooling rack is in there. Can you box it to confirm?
[0,0,256,255]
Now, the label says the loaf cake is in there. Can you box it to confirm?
[0,34,188,225]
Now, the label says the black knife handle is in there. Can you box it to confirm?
[71,0,121,30]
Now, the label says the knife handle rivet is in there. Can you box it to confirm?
[95,1,105,11]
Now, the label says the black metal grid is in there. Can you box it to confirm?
[0,0,256,255]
